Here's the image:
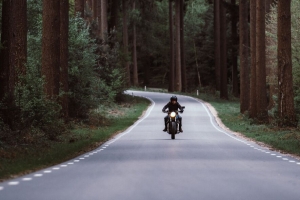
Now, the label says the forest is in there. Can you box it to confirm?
[0,0,300,146]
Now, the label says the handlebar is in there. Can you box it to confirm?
[162,106,185,113]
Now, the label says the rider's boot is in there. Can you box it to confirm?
[163,118,168,132]
[163,123,167,132]
[179,125,183,132]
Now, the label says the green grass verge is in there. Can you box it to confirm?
[0,95,150,181]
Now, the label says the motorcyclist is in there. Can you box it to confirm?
[162,96,183,132]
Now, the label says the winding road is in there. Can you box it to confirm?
[1,91,300,200]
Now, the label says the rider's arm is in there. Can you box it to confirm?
[177,102,183,111]
[162,103,169,112]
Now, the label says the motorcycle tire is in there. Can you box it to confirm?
[171,121,176,139]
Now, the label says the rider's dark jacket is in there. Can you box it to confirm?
[162,102,183,112]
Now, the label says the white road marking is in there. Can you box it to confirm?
[68,162,74,165]
[277,156,282,158]
[22,178,32,181]
[74,160,80,162]
[44,170,52,173]
[60,165,67,167]
[79,158,85,160]
[0,186,3,190]
[8,182,19,186]
[289,161,296,163]
[34,174,43,177]
[282,158,289,161]
[53,167,60,170]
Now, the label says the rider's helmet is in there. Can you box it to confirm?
[170,96,177,102]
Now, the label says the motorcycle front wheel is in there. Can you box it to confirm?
[171,121,176,139]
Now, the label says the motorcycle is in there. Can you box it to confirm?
[164,106,185,140]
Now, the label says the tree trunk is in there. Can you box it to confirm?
[122,0,130,86]
[101,0,108,40]
[75,0,84,18]
[0,0,27,100]
[249,0,257,118]
[175,0,181,91]
[60,0,69,119]
[92,0,98,20]
[239,0,250,113]
[220,0,228,99]
[97,0,102,38]
[168,0,174,92]
[214,0,221,91]
[256,0,268,122]
[11,0,27,83]
[0,0,27,126]
[180,0,186,92]
[265,0,276,109]
[132,0,138,86]
[277,0,296,127]
[231,0,238,97]
[109,0,120,34]
[0,0,10,102]
[84,1,91,26]
[42,0,60,98]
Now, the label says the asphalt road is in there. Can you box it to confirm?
[1,91,300,200]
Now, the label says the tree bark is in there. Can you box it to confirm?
[175,0,181,91]
[92,0,98,20]
[256,0,268,122]
[60,0,69,119]
[11,0,27,83]
[231,0,238,97]
[277,0,296,127]
[0,0,27,102]
[180,0,186,92]
[214,0,221,91]
[249,0,257,118]
[0,0,10,102]
[239,0,250,113]
[122,0,130,86]
[132,0,138,86]
[97,0,102,38]
[109,0,120,34]
[42,0,61,98]
[101,0,108,40]
[265,0,276,109]
[220,0,228,99]
[168,0,174,92]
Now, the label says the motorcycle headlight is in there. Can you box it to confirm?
[170,112,176,118]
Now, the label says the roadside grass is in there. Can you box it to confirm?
[0,95,150,181]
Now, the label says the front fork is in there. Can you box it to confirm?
[166,116,180,132]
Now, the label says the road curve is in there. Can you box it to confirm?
[1,91,300,200]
